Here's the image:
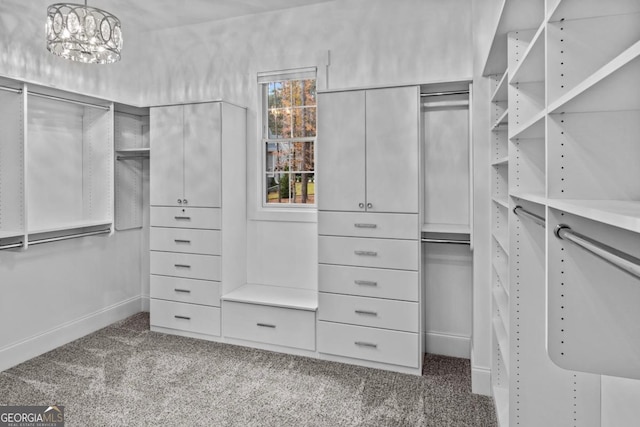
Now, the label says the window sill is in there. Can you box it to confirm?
[249,206,318,223]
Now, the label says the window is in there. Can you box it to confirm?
[260,68,316,206]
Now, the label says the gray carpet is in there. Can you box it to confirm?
[0,313,496,426]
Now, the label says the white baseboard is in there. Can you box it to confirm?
[425,331,471,359]
[0,296,142,372]
[471,365,492,396]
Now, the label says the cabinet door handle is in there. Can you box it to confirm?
[178,199,182,204]
[174,239,191,244]
[367,203,373,209]
[354,223,377,229]
[354,250,377,256]
[355,341,378,348]
[174,315,191,320]
[174,216,191,220]
[174,288,191,293]
[174,264,191,268]
[358,202,365,209]
[183,199,188,205]
[257,323,276,328]
[354,280,377,286]
[355,310,378,316]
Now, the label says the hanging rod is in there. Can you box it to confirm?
[421,238,471,245]
[117,154,149,160]
[0,241,24,250]
[420,90,469,97]
[28,229,111,246]
[514,205,546,227]
[554,225,640,280]
[0,85,22,94]
[28,91,110,111]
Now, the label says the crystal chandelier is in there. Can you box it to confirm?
[46,1,122,64]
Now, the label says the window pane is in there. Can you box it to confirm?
[292,141,314,172]
[268,107,291,139]
[265,172,294,204]
[293,106,316,138]
[292,173,315,204]
[303,79,316,106]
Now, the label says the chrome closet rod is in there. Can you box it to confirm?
[0,242,24,250]
[514,205,546,228]
[420,90,469,97]
[28,91,110,111]
[117,154,149,160]
[555,225,640,280]
[0,85,22,94]
[421,238,471,245]
[29,229,111,246]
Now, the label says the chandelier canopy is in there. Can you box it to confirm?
[46,2,122,64]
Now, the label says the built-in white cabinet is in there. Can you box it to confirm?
[316,85,422,375]
[150,103,222,208]
[317,86,419,214]
[149,101,246,340]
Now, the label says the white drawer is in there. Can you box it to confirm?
[150,251,221,281]
[319,264,418,301]
[318,236,419,271]
[150,299,220,336]
[150,227,221,255]
[317,321,419,368]
[150,275,221,307]
[319,212,418,240]
[318,293,419,333]
[150,206,221,229]
[222,301,315,351]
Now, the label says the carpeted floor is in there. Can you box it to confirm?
[0,313,496,426]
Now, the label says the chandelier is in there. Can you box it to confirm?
[46,2,122,64]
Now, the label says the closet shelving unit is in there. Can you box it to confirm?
[485,0,640,425]
[0,77,115,251]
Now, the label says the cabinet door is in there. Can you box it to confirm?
[183,103,222,208]
[150,105,184,206]
[365,87,419,213]
[317,91,366,212]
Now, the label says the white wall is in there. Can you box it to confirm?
[135,0,473,289]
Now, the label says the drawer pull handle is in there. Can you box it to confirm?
[174,239,191,244]
[355,341,378,348]
[354,250,377,257]
[354,280,377,286]
[355,310,378,316]
[174,315,191,320]
[257,323,276,328]
[354,223,377,229]
[174,264,191,269]
[174,288,191,293]
[174,216,191,220]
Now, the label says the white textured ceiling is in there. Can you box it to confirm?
[5,0,337,33]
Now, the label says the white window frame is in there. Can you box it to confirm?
[258,67,317,212]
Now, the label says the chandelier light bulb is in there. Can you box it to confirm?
[46,2,122,64]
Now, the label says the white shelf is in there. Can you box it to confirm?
[510,108,545,140]
[548,41,640,114]
[492,247,509,288]
[547,199,640,233]
[482,0,545,75]
[492,197,509,209]
[493,229,509,254]
[116,148,150,154]
[510,191,547,206]
[0,230,24,239]
[493,314,510,374]
[421,223,470,235]
[491,156,509,166]
[509,22,545,84]
[493,282,510,336]
[222,283,318,311]
[548,0,640,23]
[491,110,509,131]
[28,220,112,235]
[491,71,509,103]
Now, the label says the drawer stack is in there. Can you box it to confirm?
[150,206,222,337]
[317,212,421,369]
